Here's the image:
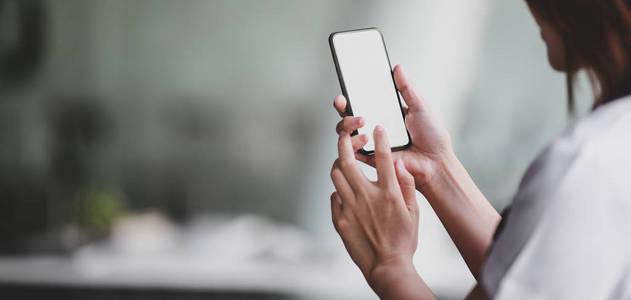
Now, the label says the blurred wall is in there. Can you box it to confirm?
[2,0,398,252]
[1,0,576,297]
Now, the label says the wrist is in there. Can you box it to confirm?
[417,149,464,201]
[368,255,434,300]
[413,149,459,192]
[368,255,416,290]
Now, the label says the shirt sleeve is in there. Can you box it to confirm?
[482,132,631,299]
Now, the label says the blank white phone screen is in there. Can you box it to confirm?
[332,29,409,152]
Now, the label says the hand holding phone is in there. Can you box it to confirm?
[329,28,410,154]
[330,28,454,189]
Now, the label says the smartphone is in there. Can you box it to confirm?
[329,27,410,155]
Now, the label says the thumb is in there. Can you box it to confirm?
[395,159,418,212]
[393,65,422,112]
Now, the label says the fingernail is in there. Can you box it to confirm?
[375,125,384,133]
[356,117,364,126]
[397,159,404,169]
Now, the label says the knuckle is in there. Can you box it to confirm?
[334,218,348,232]
[330,161,340,177]
[374,150,388,161]
[330,172,340,183]
[339,158,354,170]
[408,103,421,113]
[399,82,410,93]
[415,172,430,185]
[384,189,400,201]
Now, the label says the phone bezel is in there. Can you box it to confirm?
[328,27,411,155]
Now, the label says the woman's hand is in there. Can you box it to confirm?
[334,64,452,189]
[333,64,500,281]
[330,125,424,296]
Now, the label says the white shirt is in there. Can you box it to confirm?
[481,95,631,299]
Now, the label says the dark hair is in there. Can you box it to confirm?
[525,0,631,113]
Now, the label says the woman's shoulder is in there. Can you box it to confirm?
[542,95,631,186]
[525,95,631,186]
[522,94,631,207]
[481,95,631,298]
[555,95,631,154]
[506,94,631,251]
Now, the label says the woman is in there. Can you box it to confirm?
[329,0,631,299]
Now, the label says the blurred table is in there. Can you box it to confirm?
[0,210,474,300]
[0,255,375,300]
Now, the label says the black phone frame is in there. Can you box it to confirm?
[328,27,411,155]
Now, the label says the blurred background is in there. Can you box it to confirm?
[0,0,586,299]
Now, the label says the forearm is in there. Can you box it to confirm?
[418,151,501,279]
[369,257,436,300]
